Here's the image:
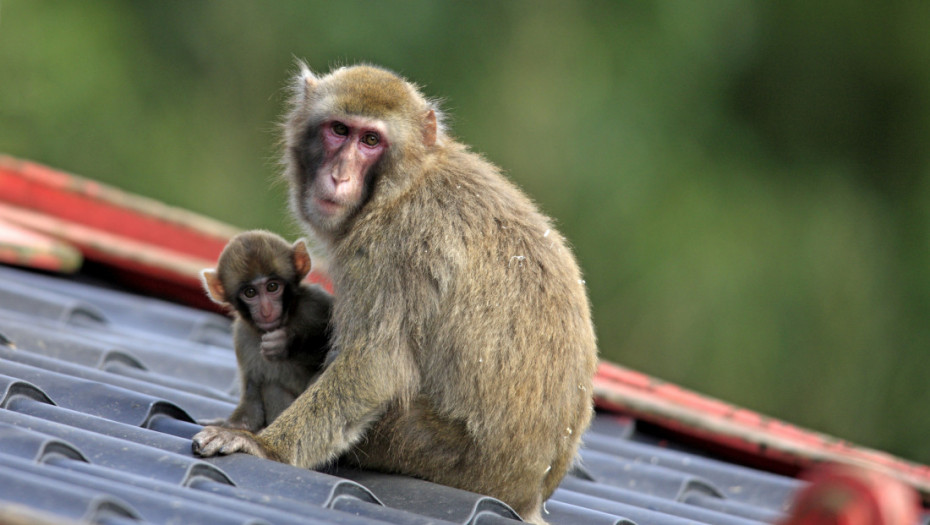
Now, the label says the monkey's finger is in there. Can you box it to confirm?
[191,426,227,456]
[191,436,213,456]
[218,438,244,455]
[260,328,287,342]
[197,438,230,457]
[191,435,210,456]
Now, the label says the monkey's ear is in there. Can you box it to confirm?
[201,269,228,304]
[297,61,318,99]
[292,240,312,279]
[423,109,438,147]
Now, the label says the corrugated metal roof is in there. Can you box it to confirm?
[0,262,810,525]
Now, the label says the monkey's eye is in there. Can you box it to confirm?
[331,122,349,136]
[266,281,280,293]
[242,286,257,299]
[361,132,380,147]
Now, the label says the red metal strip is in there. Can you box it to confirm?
[594,361,930,501]
[780,463,920,525]
[0,218,83,273]
[0,155,236,260]
[0,155,332,305]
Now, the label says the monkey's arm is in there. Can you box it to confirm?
[220,321,269,431]
[192,324,417,465]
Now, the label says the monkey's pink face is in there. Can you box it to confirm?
[240,277,285,334]
[308,118,388,228]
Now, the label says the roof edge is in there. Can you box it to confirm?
[593,360,930,501]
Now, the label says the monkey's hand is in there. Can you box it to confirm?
[197,416,229,427]
[196,418,254,431]
[260,328,288,360]
[191,426,279,460]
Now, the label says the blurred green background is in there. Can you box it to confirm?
[2,2,929,464]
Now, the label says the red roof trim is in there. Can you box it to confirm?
[0,155,331,306]
[0,155,237,260]
[594,361,930,501]
[0,216,83,272]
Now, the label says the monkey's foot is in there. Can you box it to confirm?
[191,426,272,459]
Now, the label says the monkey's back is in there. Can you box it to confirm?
[333,142,598,503]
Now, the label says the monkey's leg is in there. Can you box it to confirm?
[347,399,548,524]
[197,377,263,429]
[225,378,266,431]
[259,382,297,426]
[346,399,468,472]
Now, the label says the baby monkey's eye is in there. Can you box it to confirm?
[362,133,380,147]
[266,281,280,293]
[332,122,349,136]
[242,287,257,299]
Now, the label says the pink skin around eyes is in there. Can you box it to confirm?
[241,278,284,331]
[314,119,387,216]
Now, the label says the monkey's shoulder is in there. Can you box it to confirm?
[289,284,333,334]
[293,283,333,310]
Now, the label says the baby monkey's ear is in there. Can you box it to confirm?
[200,269,227,304]
[292,240,312,280]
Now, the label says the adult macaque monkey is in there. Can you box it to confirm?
[200,230,333,431]
[193,63,598,524]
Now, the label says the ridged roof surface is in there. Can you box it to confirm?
[0,262,822,525]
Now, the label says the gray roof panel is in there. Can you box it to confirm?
[0,263,823,524]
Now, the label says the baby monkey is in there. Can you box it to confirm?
[201,230,333,431]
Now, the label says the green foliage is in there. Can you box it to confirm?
[2,1,929,463]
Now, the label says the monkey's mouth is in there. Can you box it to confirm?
[314,196,343,215]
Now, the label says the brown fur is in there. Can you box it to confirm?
[200,230,333,431]
[192,65,598,524]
